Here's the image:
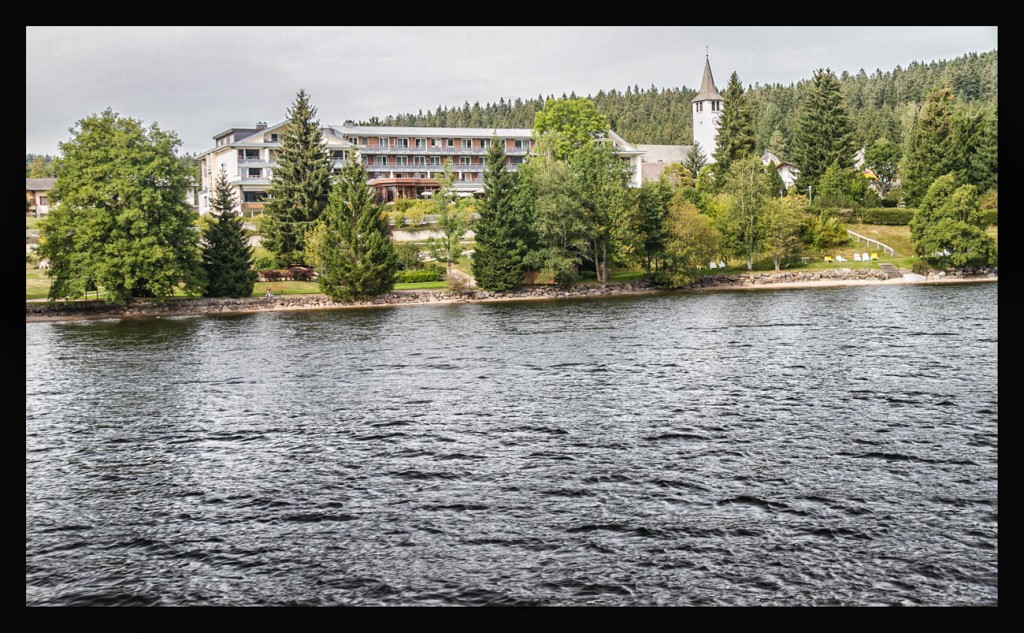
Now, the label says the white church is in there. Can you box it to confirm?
[639,56,799,189]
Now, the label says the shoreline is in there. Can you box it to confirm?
[26,272,996,324]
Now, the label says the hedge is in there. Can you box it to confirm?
[859,208,916,225]
[395,267,445,283]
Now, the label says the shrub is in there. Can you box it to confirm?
[394,242,424,270]
[860,208,916,225]
[911,259,930,275]
[980,209,997,226]
[253,256,275,271]
[395,266,445,283]
[287,266,314,281]
[258,269,288,282]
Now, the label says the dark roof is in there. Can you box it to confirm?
[691,57,724,103]
[26,178,56,191]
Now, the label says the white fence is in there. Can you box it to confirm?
[847,230,897,257]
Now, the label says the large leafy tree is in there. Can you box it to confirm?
[426,160,465,277]
[763,192,805,271]
[791,68,856,191]
[520,149,588,287]
[39,109,202,303]
[533,97,609,161]
[262,89,333,266]
[570,140,633,282]
[316,157,399,300]
[659,195,722,288]
[718,156,772,270]
[901,84,960,205]
[910,173,995,267]
[202,169,256,297]
[472,139,528,290]
[713,72,757,171]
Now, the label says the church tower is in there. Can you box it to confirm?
[691,55,723,163]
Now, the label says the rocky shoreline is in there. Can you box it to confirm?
[26,267,997,323]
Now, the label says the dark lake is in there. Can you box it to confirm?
[26,283,998,605]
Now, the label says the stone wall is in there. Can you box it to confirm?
[25,269,996,322]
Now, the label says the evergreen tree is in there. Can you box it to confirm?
[863,137,901,197]
[902,84,962,204]
[202,169,257,297]
[685,141,708,179]
[39,109,202,303]
[316,158,399,300]
[473,139,527,290]
[262,89,333,266]
[956,104,998,194]
[766,129,788,160]
[713,72,757,171]
[791,68,856,192]
[631,179,673,279]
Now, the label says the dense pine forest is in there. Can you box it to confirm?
[360,50,997,152]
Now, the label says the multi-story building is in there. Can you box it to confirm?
[198,122,644,213]
[197,122,354,215]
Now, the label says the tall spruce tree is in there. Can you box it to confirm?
[262,89,333,266]
[955,104,998,195]
[902,84,962,205]
[791,69,856,192]
[713,72,757,171]
[317,158,398,300]
[473,139,527,290]
[202,169,257,297]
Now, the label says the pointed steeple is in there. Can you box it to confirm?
[691,57,723,103]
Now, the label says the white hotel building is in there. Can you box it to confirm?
[197,122,645,215]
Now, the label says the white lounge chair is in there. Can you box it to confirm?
[862,253,870,262]
[709,261,717,269]
[718,261,726,269]
[835,255,846,263]
[853,253,862,261]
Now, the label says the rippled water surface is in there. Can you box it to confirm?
[26,284,998,606]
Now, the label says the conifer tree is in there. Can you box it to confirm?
[316,158,399,300]
[902,84,961,205]
[202,169,257,297]
[713,72,757,171]
[473,139,528,290]
[791,69,855,192]
[685,141,708,179]
[262,89,333,266]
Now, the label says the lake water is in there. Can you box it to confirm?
[26,283,998,605]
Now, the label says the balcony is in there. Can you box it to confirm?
[355,144,530,156]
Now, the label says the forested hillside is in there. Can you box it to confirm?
[362,50,997,152]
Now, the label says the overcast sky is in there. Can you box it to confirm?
[26,26,997,156]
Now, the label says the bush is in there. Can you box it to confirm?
[394,242,424,270]
[258,269,288,282]
[980,209,997,226]
[911,259,930,275]
[253,256,275,271]
[805,211,849,249]
[395,266,445,283]
[288,266,314,281]
[860,207,916,225]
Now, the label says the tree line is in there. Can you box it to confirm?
[361,50,996,154]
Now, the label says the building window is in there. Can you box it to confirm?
[447,138,454,148]
[332,150,346,159]
[396,156,409,166]
[378,137,387,148]
[413,156,426,165]
[239,149,260,161]
[481,139,490,149]
[243,191,266,203]
[395,138,409,148]
[429,156,441,165]
[247,167,262,177]
[431,138,442,148]
[459,156,471,166]
[376,156,388,165]
[270,134,280,142]
[39,195,48,206]
[462,139,472,149]
[696,102,703,113]
[415,138,426,149]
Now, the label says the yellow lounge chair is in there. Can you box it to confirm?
[870,252,879,260]
[824,256,834,263]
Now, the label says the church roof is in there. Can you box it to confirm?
[691,57,723,103]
